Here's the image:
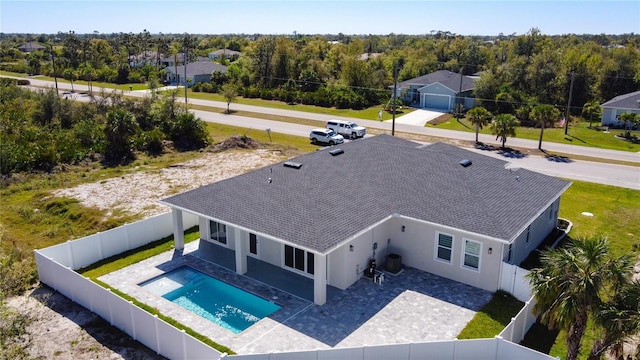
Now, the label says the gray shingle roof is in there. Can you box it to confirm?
[162,135,570,253]
[165,61,227,76]
[18,42,46,52]
[209,49,242,57]
[397,69,477,93]
[601,90,640,110]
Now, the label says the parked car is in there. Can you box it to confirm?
[309,128,344,145]
[326,120,366,139]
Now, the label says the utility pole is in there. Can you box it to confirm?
[391,63,398,136]
[184,46,188,105]
[457,66,464,118]
[49,44,59,95]
[564,71,575,135]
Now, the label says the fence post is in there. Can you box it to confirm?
[125,222,131,251]
[129,301,136,340]
[154,314,161,355]
[66,240,75,269]
[107,289,114,325]
[182,329,187,360]
[494,336,503,360]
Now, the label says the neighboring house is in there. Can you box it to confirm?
[18,42,46,52]
[162,135,570,305]
[600,90,640,127]
[128,51,161,68]
[164,61,227,86]
[161,53,186,68]
[358,52,381,61]
[208,48,242,61]
[394,69,479,111]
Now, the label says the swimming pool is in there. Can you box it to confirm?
[139,266,281,333]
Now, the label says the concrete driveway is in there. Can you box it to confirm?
[385,109,445,126]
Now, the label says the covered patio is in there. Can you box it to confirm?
[197,240,344,302]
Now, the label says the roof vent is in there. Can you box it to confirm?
[329,148,344,156]
[459,159,472,167]
[283,161,303,169]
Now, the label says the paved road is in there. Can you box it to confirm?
[11,76,640,189]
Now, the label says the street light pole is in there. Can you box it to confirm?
[564,71,575,135]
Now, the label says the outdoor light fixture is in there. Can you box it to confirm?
[350,245,354,252]
[401,225,405,232]
[488,247,493,254]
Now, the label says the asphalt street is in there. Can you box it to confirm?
[11,76,640,189]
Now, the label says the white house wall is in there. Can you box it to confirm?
[328,220,391,290]
[386,217,504,292]
[601,107,640,127]
[507,198,560,266]
[257,234,281,266]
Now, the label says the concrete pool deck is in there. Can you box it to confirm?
[99,240,493,355]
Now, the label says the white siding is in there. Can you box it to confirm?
[509,198,560,266]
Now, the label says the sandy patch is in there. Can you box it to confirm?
[52,149,285,219]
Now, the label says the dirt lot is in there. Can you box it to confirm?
[6,147,286,359]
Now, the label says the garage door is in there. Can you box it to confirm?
[423,94,451,110]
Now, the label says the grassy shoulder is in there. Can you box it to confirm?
[186,90,410,122]
[430,117,640,152]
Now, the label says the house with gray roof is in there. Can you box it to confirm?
[164,61,227,86]
[208,48,242,61]
[600,90,640,127]
[394,69,479,111]
[161,135,570,305]
[18,41,46,52]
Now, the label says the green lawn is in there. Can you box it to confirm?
[559,180,640,257]
[184,90,414,122]
[457,290,524,339]
[431,117,640,152]
[520,180,639,360]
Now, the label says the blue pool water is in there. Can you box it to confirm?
[140,267,281,333]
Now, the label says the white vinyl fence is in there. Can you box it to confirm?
[227,337,556,360]
[498,263,539,343]
[35,212,553,360]
[34,212,221,360]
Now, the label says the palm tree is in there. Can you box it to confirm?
[581,100,601,129]
[466,106,491,143]
[489,114,519,149]
[589,280,640,360]
[530,104,560,150]
[618,112,639,138]
[527,237,633,360]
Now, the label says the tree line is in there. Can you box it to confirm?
[1,29,639,111]
[0,79,209,176]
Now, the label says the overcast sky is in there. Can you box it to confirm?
[2,0,639,36]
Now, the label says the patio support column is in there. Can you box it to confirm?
[234,228,247,274]
[313,253,327,306]
[172,208,184,251]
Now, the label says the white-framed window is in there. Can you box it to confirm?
[462,239,481,271]
[284,245,314,275]
[435,232,453,263]
[209,220,227,244]
[548,204,554,222]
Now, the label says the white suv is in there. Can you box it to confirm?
[309,128,344,145]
